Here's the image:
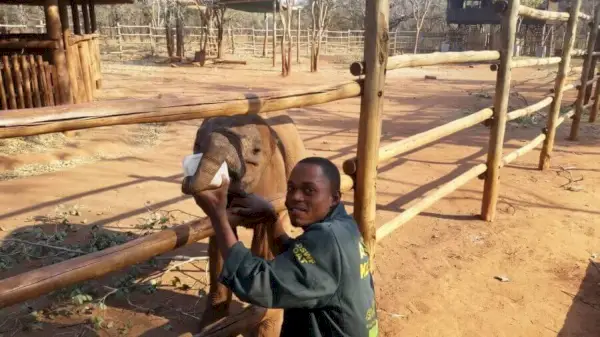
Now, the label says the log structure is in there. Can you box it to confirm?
[0,0,128,111]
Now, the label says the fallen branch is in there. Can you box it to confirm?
[0,238,85,255]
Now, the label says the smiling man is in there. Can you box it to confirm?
[192,157,378,337]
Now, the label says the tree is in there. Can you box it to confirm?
[279,0,295,76]
[309,0,334,72]
[213,6,227,59]
[408,0,435,54]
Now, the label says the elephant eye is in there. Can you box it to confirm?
[252,148,261,155]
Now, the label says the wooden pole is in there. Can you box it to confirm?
[0,80,363,138]
[71,0,81,35]
[569,6,600,140]
[589,76,600,122]
[480,0,519,222]
[78,42,93,101]
[518,5,569,21]
[377,163,488,241]
[0,40,59,49]
[45,0,72,105]
[506,96,553,120]
[350,50,501,76]
[20,55,33,108]
[272,1,276,67]
[28,55,42,108]
[343,108,493,176]
[59,0,81,104]
[297,8,300,64]
[82,0,91,34]
[89,0,97,33]
[538,0,581,170]
[0,66,8,110]
[12,55,25,109]
[510,56,561,68]
[2,56,17,109]
[354,0,389,259]
[36,55,50,107]
[86,40,96,98]
[263,13,268,57]
[72,45,86,102]
[49,64,60,105]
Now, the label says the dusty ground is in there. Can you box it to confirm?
[0,56,599,337]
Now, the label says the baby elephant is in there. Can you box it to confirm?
[183,110,306,336]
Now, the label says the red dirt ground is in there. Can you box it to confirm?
[0,57,599,337]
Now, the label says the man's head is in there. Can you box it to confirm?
[285,157,341,228]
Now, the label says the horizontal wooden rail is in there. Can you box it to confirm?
[376,130,550,241]
[0,80,363,139]
[578,12,592,21]
[556,108,575,127]
[550,82,576,93]
[507,96,553,120]
[0,39,58,49]
[342,108,493,175]
[350,51,501,76]
[571,49,587,57]
[518,5,570,21]
[69,33,100,45]
[502,134,546,166]
[0,175,353,310]
[575,76,599,89]
[376,163,488,240]
[512,57,561,68]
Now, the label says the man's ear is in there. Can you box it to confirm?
[331,190,341,206]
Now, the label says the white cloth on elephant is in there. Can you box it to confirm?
[182,153,229,188]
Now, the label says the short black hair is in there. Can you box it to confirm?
[297,156,341,192]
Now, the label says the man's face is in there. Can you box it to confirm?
[285,163,340,228]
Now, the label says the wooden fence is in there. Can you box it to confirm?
[0,0,598,335]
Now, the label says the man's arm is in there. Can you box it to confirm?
[219,228,341,309]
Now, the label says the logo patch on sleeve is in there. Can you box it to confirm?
[293,243,316,264]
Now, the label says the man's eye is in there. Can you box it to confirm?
[304,188,315,195]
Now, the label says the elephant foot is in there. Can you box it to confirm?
[198,302,231,330]
[245,309,283,337]
[195,305,269,337]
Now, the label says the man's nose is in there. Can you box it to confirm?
[288,189,304,202]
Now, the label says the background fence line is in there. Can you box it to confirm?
[1,23,588,61]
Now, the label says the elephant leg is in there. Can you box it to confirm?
[245,213,288,337]
[199,235,233,329]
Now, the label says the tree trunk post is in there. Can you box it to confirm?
[263,13,268,57]
[354,0,389,261]
[71,0,81,35]
[45,0,72,105]
[272,1,277,67]
[58,0,80,104]
[480,0,519,221]
[569,5,599,140]
[297,8,300,64]
[538,0,582,169]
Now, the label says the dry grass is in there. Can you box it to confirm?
[0,134,69,156]
[0,124,167,181]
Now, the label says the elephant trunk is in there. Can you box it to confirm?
[183,132,243,195]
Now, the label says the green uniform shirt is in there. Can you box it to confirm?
[219,203,379,337]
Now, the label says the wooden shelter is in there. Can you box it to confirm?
[0,0,133,110]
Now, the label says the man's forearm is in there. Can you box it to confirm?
[209,212,238,260]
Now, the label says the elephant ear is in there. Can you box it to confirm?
[260,111,306,177]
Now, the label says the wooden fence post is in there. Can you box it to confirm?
[45,0,72,105]
[480,0,519,221]
[2,56,17,109]
[569,5,600,140]
[272,1,277,67]
[149,24,155,55]
[297,8,300,63]
[263,14,268,57]
[538,0,582,169]
[117,23,123,60]
[354,0,389,260]
[59,0,81,104]
[71,0,81,35]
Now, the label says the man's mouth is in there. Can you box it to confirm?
[288,206,308,215]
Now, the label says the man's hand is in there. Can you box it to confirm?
[229,193,277,223]
[191,174,230,220]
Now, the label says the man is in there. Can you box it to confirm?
[192,157,378,337]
